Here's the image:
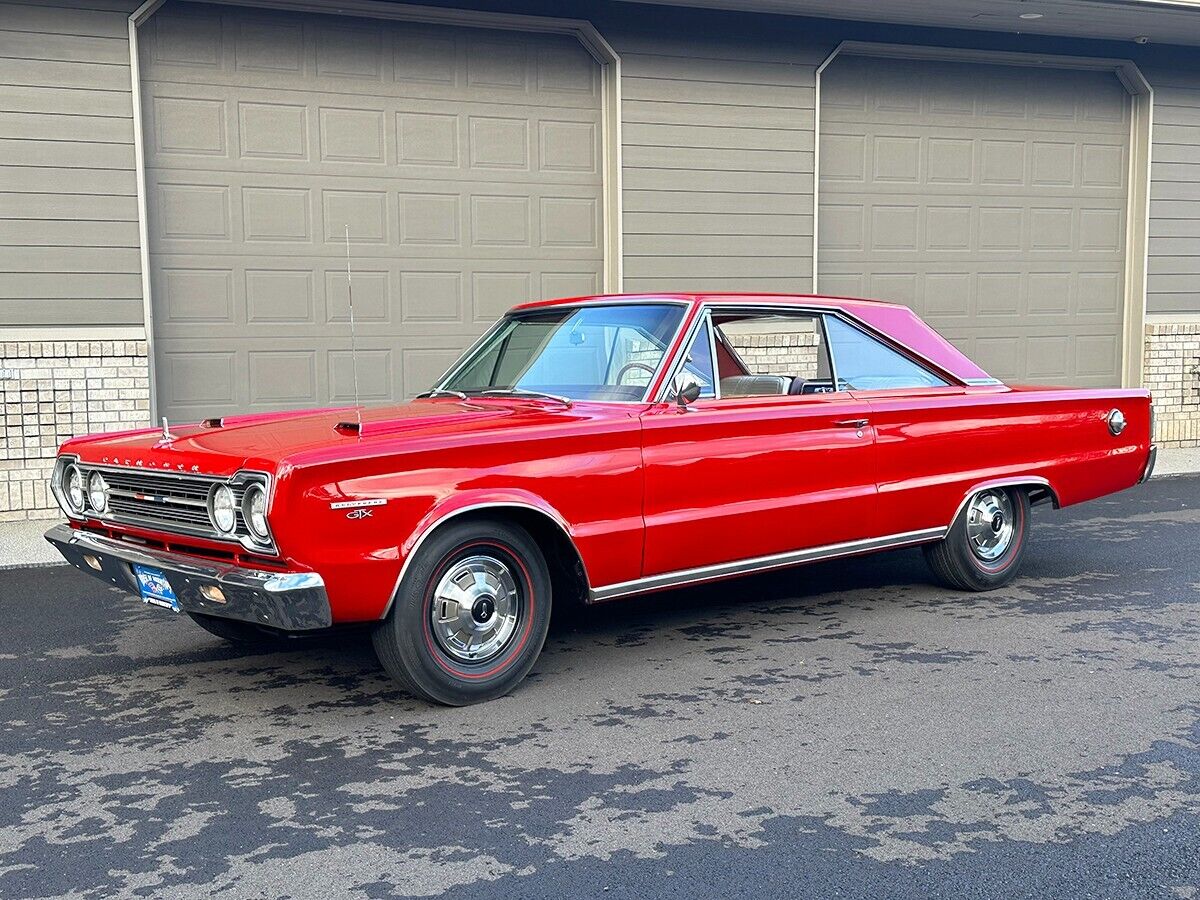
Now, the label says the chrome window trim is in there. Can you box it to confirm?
[705,310,721,400]
[820,313,839,392]
[588,527,947,602]
[431,299,692,406]
[664,309,719,401]
[655,303,852,403]
[656,306,710,404]
[678,303,967,398]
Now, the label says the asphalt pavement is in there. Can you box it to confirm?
[2,476,1198,899]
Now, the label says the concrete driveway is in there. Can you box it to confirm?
[2,476,1198,899]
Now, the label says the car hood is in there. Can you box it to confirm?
[61,399,597,476]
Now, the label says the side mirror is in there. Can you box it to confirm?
[676,381,703,409]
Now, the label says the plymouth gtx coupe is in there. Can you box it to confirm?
[46,294,1156,705]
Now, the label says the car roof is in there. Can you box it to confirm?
[508,292,996,385]
[509,292,907,314]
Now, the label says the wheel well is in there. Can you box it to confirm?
[1023,483,1060,509]
[952,480,1060,529]
[431,507,590,608]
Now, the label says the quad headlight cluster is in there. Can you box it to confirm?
[209,473,276,552]
[205,480,271,546]
[51,456,275,554]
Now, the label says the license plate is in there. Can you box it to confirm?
[133,564,179,612]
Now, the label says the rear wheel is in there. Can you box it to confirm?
[372,518,551,706]
[923,486,1030,591]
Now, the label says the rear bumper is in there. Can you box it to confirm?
[1139,445,1158,484]
[44,524,332,631]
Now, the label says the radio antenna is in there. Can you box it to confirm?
[344,224,362,434]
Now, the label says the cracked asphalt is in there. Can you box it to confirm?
[2,476,1199,899]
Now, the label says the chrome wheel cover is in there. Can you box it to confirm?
[965,490,1015,562]
[430,554,522,664]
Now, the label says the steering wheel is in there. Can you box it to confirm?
[615,361,657,384]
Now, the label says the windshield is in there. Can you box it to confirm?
[440,303,686,402]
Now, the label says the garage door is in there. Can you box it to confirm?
[140,2,604,420]
[818,56,1130,386]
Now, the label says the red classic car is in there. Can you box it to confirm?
[46,294,1156,704]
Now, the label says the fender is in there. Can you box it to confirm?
[948,476,1059,528]
[380,490,587,619]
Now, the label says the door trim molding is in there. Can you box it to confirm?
[127,0,623,420]
[812,40,1153,389]
[588,527,946,602]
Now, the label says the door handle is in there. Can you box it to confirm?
[834,418,869,428]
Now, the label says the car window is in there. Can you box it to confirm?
[443,303,685,401]
[823,315,949,390]
[709,312,836,398]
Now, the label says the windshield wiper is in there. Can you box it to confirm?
[417,388,468,400]
[480,388,573,407]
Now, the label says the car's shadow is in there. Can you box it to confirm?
[233,545,942,667]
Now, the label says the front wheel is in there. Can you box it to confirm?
[372,518,552,705]
[923,487,1030,591]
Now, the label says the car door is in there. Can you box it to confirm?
[639,307,878,579]
[821,313,979,534]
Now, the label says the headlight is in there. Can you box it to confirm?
[64,464,85,514]
[208,484,236,533]
[87,471,109,514]
[242,483,270,541]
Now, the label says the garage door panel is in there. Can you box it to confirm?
[144,12,599,109]
[819,55,1129,387]
[149,178,603,260]
[143,2,603,419]
[148,254,601,336]
[820,264,1124,324]
[145,91,601,185]
[823,58,1129,129]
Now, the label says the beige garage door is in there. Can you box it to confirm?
[140,2,604,420]
[818,56,1130,386]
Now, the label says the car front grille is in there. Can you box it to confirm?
[74,464,264,550]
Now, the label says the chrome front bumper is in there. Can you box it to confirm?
[45,524,332,631]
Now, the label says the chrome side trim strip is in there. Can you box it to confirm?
[588,527,946,603]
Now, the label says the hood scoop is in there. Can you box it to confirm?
[335,404,513,439]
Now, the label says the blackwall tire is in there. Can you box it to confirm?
[923,487,1031,592]
[372,518,552,706]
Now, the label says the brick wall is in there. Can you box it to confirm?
[727,331,821,378]
[1144,322,1200,447]
[1,339,151,521]
[0,326,1189,522]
